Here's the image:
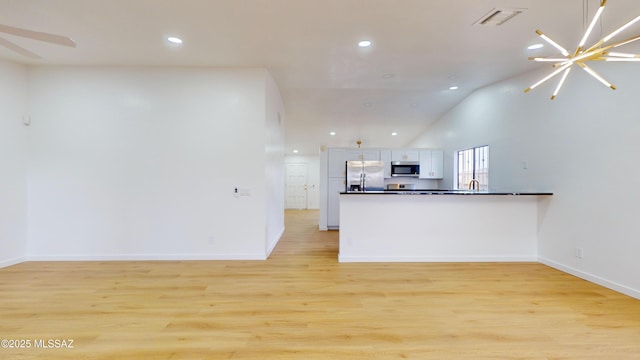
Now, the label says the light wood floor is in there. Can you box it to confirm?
[1,210,639,359]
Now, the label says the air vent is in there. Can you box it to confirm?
[474,8,524,26]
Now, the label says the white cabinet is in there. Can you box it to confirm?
[419,150,444,179]
[391,149,419,162]
[431,150,443,178]
[327,178,345,228]
[327,148,346,178]
[380,149,392,178]
[328,148,380,178]
[358,150,380,161]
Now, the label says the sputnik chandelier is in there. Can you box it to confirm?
[525,0,640,99]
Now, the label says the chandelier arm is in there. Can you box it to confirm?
[603,15,640,43]
[582,40,604,54]
[601,57,640,61]
[578,0,607,49]
[605,52,639,58]
[529,57,572,62]
[577,62,616,90]
[611,34,640,48]
[536,30,570,56]
[584,34,640,54]
[524,63,573,93]
[551,67,573,100]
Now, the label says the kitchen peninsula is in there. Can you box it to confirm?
[338,191,552,262]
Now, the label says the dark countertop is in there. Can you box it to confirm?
[340,190,553,196]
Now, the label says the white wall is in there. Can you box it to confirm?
[264,71,286,255]
[285,155,321,209]
[26,66,282,260]
[410,63,640,298]
[0,59,28,267]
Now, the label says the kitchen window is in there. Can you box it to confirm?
[457,145,489,190]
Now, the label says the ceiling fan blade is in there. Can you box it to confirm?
[0,36,41,59]
[0,24,75,47]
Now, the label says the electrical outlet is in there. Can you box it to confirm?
[574,247,584,259]
[208,236,215,245]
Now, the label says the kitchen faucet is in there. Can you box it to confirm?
[468,179,480,191]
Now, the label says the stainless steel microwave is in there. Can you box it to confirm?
[390,161,420,177]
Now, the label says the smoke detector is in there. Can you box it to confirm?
[474,8,524,26]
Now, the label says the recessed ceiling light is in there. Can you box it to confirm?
[167,36,183,44]
[410,103,419,108]
[391,132,398,136]
[527,43,544,50]
[358,40,372,47]
[449,86,459,90]
[293,149,299,153]
[329,131,336,136]
[382,73,394,78]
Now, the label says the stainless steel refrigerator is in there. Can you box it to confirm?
[345,160,385,192]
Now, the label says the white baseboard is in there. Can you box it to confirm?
[539,257,640,300]
[27,253,267,262]
[265,226,285,258]
[338,255,538,263]
[0,256,27,268]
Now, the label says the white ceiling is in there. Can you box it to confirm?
[2,0,640,155]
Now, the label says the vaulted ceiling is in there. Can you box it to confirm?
[2,0,640,155]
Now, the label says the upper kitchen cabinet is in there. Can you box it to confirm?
[327,148,380,178]
[380,149,392,178]
[355,150,380,161]
[419,150,444,179]
[391,149,419,162]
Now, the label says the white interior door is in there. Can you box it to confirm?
[285,163,308,209]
